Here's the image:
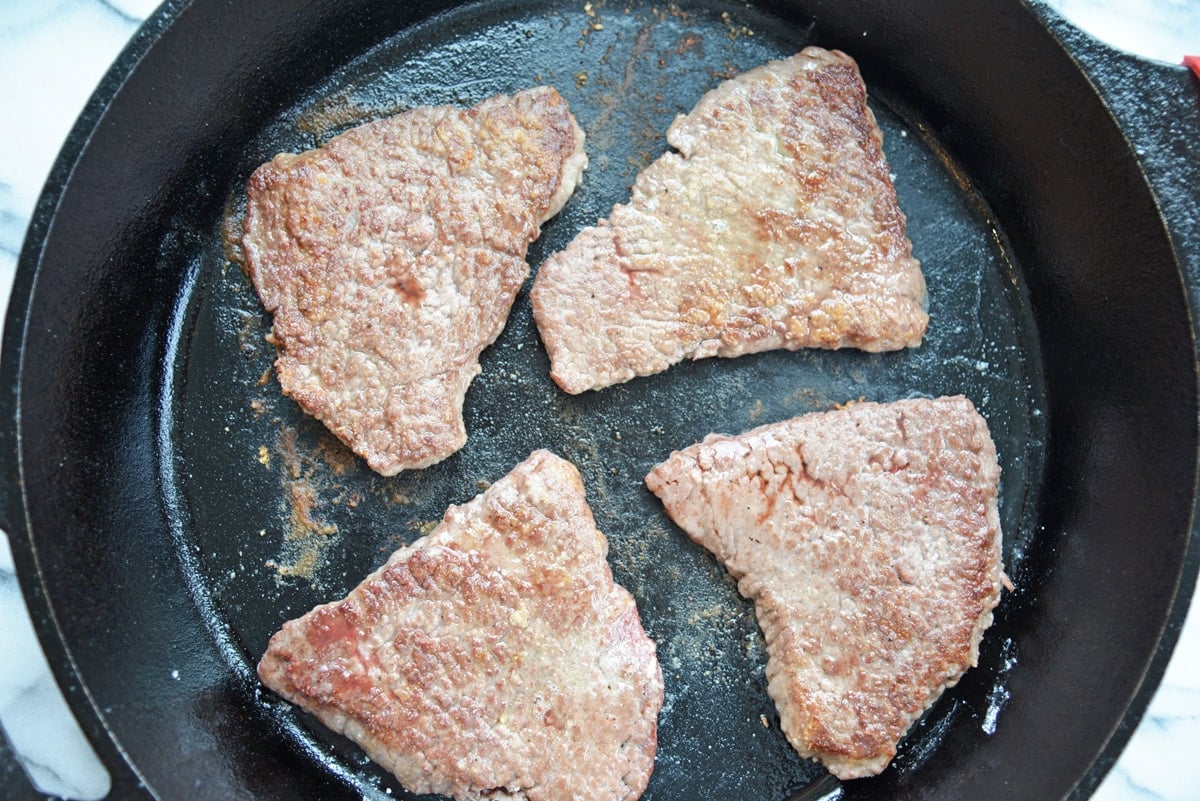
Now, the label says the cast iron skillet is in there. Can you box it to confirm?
[2,0,1199,799]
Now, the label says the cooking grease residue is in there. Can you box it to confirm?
[263,424,343,587]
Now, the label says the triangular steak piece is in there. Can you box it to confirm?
[645,397,1004,779]
[259,450,663,801]
[243,88,587,474]
[531,47,927,394]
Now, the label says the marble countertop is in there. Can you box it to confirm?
[1,1,1197,799]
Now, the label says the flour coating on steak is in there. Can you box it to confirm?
[531,48,926,394]
[243,88,587,474]
[258,450,664,801]
[645,397,1003,779]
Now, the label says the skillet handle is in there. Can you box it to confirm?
[1033,6,1200,318]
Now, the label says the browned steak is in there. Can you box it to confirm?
[258,450,664,801]
[243,88,587,475]
[531,48,927,394]
[644,397,1004,779]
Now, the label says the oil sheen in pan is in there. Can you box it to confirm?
[165,1,1047,799]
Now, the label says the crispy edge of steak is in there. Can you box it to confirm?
[258,450,664,801]
[243,88,587,475]
[644,397,1004,779]
[531,48,927,394]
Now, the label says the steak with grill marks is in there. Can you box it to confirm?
[531,48,927,394]
[644,396,1004,779]
[243,88,587,475]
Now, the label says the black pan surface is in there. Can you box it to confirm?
[2,1,1197,800]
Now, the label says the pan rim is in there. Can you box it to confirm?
[1023,4,1200,796]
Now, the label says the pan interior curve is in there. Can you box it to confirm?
[163,1,1046,798]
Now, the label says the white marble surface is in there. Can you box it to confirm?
[0,1,1197,799]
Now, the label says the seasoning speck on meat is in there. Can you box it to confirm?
[531,48,926,394]
[243,88,587,475]
[645,397,1004,779]
[259,450,664,801]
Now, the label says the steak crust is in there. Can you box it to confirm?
[644,397,1003,779]
[258,450,663,801]
[531,47,927,394]
[243,88,587,475]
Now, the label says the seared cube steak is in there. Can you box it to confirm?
[244,88,587,475]
[532,48,927,394]
[259,450,664,801]
[645,397,1004,779]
